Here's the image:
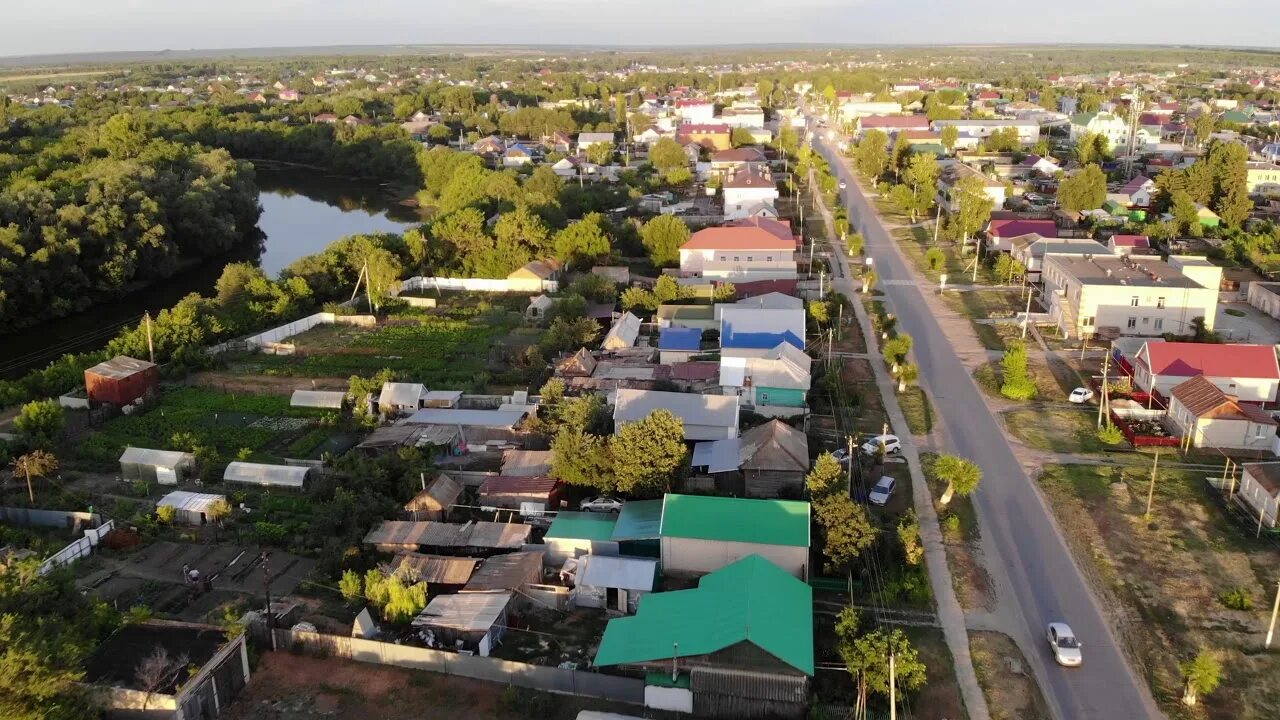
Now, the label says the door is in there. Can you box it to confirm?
[606,587,619,610]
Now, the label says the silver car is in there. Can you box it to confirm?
[868,477,897,506]
[1046,622,1083,667]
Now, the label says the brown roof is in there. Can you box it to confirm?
[478,475,559,497]
[463,551,543,592]
[405,474,463,513]
[1244,463,1280,496]
[389,553,479,585]
[723,170,775,190]
[739,420,809,473]
[1171,375,1277,424]
[712,147,767,163]
[682,225,794,252]
[670,361,719,381]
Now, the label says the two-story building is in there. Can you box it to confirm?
[678,219,798,281]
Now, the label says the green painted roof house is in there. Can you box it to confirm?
[545,512,617,542]
[593,554,814,675]
[659,494,810,547]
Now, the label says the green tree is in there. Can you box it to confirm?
[713,282,737,302]
[934,454,982,506]
[805,452,846,499]
[640,215,690,267]
[901,153,940,222]
[15,399,64,442]
[542,317,601,354]
[983,127,1021,153]
[890,132,910,179]
[994,253,1027,284]
[494,205,551,257]
[855,130,890,180]
[1058,164,1107,212]
[553,213,611,267]
[1000,339,1036,400]
[813,494,877,568]
[840,628,928,709]
[951,175,994,243]
[924,247,946,271]
[648,138,689,177]
[339,570,363,603]
[1180,649,1222,707]
[155,505,176,524]
[730,128,756,148]
[882,334,913,368]
[774,125,800,156]
[11,450,58,503]
[586,141,614,166]
[940,125,959,154]
[1170,190,1203,237]
[612,409,687,495]
[1193,113,1216,148]
[1075,131,1101,166]
[550,429,615,491]
[620,287,659,313]
[895,362,919,392]
[897,510,924,565]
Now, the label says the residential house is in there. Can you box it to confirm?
[278,89,300,102]
[659,326,704,364]
[718,104,764,129]
[500,449,554,477]
[1166,375,1276,450]
[594,554,813,719]
[577,132,615,153]
[856,115,929,138]
[678,220,797,281]
[676,99,715,124]
[985,218,1058,252]
[613,388,740,441]
[709,147,768,180]
[720,341,810,418]
[476,475,559,511]
[543,512,620,566]
[838,99,903,123]
[389,553,479,591]
[404,473,463,521]
[717,305,806,353]
[1070,112,1149,150]
[1041,255,1219,339]
[931,119,1040,146]
[1131,341,1280,403]
[1009,235,1107,282]
[1246,162,1280,195]
[737,419,810,497]
[1237,463,1280,529]
[658,494,810,578]
[551,155,583,179]
[472,135,505,157]
[556,348,598,378]
[1014,154,1061,177]
[936,161,1006,216]
[463,551,544,595]
[632,126,667,146]
[506,259,561,292]
[1107,175,1157,209]
[502,142,535,168]
[677,123,732,152]
[544,130,573,153]
[363,520,532,554]
[722,169,779,220]
[1108,234,1152,254]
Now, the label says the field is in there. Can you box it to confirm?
[75,386,330,469]
[236,311,534,390]
[1000,407,1111,454]
[969,631,1052,720]
[1036,464,1280,720]
[974,356,1077,405]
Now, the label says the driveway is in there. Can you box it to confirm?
[809,124,1163,720]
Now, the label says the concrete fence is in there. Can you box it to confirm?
[275,629,643,704]
[207,312,377,356]
[400,276,558,294]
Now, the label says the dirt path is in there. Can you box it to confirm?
[187,370,347,396]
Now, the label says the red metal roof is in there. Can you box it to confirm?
[478,476,559,495]
[1140,342,1280,381]
[724,217,797,245]
[987,219,1058,238]
[670,362,720,381]
[682,225,796,251]
[1110,235,1150,248]
[733,279,799,298]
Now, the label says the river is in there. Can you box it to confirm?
[0,170,424,378]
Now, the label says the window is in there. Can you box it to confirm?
[1157,297,1166,309]
[1081,316,1094,326]
[1130,296,1140,307]
[747,256,753,262]
[1142,317,1150,325]
[759,391,770,403]
[766,256,773,262]
[733,256,740,262]
[1154,319,1164,330]
[1127,317,1137,328]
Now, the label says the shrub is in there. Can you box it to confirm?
[1218,587,1253,611]
[1097,422,1125,445]
[924,247,946,271]
[155,505,177,524]
[1000,377,1037,401]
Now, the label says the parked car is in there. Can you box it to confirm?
[868,477,897,506]
[1046,622,1083,667]
[579,497,623,513]
[1068,387,1095,404]
[832,448,852,466]
[860,434,901,456]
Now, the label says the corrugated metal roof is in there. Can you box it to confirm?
[223,462,309,488]
[463,552,543,592]
[379,382,425,408]
[613,389,739,431]
[119,447,194,468]
[403,409,527,428]
[86,355,155,380]
[692,438,742,474]
[611,500,664,541]
[364,520,531,549]
[602,312,641,350]
[578,555,658,592]
[659,326,702,351]
[478,475,558,496]
[739,421,808,473]
[404,474,463,512]
[660,494,809,547]
[390,553,479,585]
[414,591,512,632]
[545,512,618,541]
[593,554,813,675]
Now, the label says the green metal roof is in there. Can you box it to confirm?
[611,500,664,541]
[660,494,810,547]
[594,554,814,675]
[545,512,617,541]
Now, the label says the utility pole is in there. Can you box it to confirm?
[1022,287,1034,339]
[1097,351,1110,428]
[363,260,375,314]
[262,551,276,651]
[1266,578,1280,649]
[143,312,155,363]
[1144,450,1161,519]
[888,651,897,720]
[846,435,855,492]
[931,203,941,244]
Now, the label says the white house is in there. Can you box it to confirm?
[678,218,797,280]
[931,119,1040,145]
[1166,375,1277,451]
[675,99,715,124]
[613,388,740,441]
[722,169,779,220]
[937,161,1005,214]
[1107,175,1157,208]
[1238,463,1280,529]
[1131,341,1280,402]
[1070,112,1152,150]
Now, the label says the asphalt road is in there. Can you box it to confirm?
[808,126,1162,720]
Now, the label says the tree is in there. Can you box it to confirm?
[897,510,924,565]
[586,141,614,166]
[862,268,878,294]
[895,362,919,392]
[840,628,928,710]
[713,282,736,302]
[813,494,877,568]
[901,153,940,222]
[1000,339,1036,400]
[924,247,946,271]
[934,454,982,506]
[553,213,611,267]
[1180,649,1222,707]
[11,450,57,503]
[806,452,846,498]
[155,505,176,524]
[774,125,800,156]
[339,569,363,603]
[653,275,689,304]
[612,409,687,495]
[730,128,756,148]
[855,130,890,180]
[620,286,659,313]
[134,646,189,711]
[940,125,959,155]
[206,498,231,527]
[882,334,912,369]
[648,138,689,177]
[550,429,615,491]
[890,132,910,179]
[756,79,775,106]
[993,253,1027,284]
[848,232,865,256]
[494,205,551,257]
[983,127,1021,153]
[1193,113,1216,148]
[14,399,64,442]
[1075,131,1102,166]
[1057,164,1107,212]
[1217,181,1253,230]
[640,215,690,267]
[542,317,601,354]
[1170,190,1203,237]
[951,175,995,243]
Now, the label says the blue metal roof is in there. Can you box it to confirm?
[721,330,805,350]
[659,326,702,351]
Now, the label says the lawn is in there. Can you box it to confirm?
[974,357,1076,404]
[1036,464,1280,720]
[970,631,1052,720]
[1000,408,1112,454]
[75,387,327,469]
[942,289,1035,322]
[898,385,935,435]
[921,452,994,611]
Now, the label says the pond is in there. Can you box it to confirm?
[0,170,425,377]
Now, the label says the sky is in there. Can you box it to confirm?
[2,0,1277,58]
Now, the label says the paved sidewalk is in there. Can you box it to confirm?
[811,174,993,720]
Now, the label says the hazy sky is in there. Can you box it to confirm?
[3,0,1276,57]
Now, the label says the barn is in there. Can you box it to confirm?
[85,356,158,406]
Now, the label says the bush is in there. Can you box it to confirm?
[1097,422,1125,445]
[155,505,177,524]
[1218,587,1254,611]
[941,513,962,535]
[1000,377,1037,401]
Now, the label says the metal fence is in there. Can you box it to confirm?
[275,629,644,705]
[39,519,114,575]
[0,506,100,528]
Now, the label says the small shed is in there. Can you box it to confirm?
[556,348,598,378]
[379,382,427,414]
[527,294,555,320]
[1238,463,1280,529]
[463,551,544,593]
[119,447,196,485]
[543,512,620,566]
[601,312,642,350]
[611,500,664,558]
[412,591,513,656]
[85,356,158,406]
[223,462,310,489]
[156,491,226,526]
[572,554,659,614]
[290,390,346,410]
[738,420,810,497]
[478,475,559,510]
[500,449,554,477]
[659,326,704,365]
[389,553,480,590]
[404,474,463,521]
[423,390,463,408]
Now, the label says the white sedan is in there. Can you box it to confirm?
[579,497,623,513]
[1046,622,1083,667]
[1068,387,1095,404]
[868,477,897,506]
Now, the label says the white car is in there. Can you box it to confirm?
[579,497,623,513]
[860,434,901,456]
[1046,622,1083,667]
[868,477,897,506]
[1068,387,1095,404]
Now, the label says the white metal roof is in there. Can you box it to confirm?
[157,491,226,514]
[380,382,426,407]
[403,408,527,429]
[423,390,463,405]
[578,555,659,592]
[613,388,739,431]
[119,447,194,468]
[413,590,512,632]
[692,438,742,474]
[223,462,310,488]
[290,390,346,409]
[601,312,641,350]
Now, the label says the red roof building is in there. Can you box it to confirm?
[986,219,1058,240]
[85,356,158,407]
[682,224,797,252]
[1133,341,1280,403]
